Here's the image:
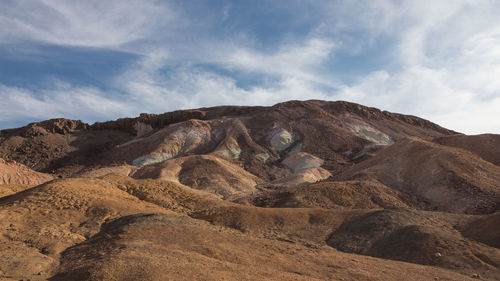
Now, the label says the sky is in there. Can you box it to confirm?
[0,0,499,134]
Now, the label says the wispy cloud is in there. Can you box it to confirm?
[0,0,178,48]
[112,48,333,113]
[332,0,500,134]
[0,82,132,125]
[0,0,499,134]
[219,38,337,86]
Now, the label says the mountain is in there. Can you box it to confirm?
[0,100,455,177]
[0,100,498,280]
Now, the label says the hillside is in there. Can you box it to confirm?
[0,100,498,281]
[340,137,500,214]
[434,134,500,166]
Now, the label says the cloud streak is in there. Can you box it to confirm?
[332,0,500,134]
[0,0,178,48]
[0,0,499,134]
[0,82,132,127]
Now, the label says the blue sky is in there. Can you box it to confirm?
[1,0,499,134]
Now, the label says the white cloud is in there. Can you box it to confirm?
[111,49,333,113]
[334,0,500,134]
[0,0,499,134]
[0,44,334,127]
[0,0,178,48]
[222,39,333,74]
[0,82,133,124]
[218,38,338,87]
[337,64,500,134]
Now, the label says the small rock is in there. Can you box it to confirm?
[434,252,442,257]
[471,273,480,279]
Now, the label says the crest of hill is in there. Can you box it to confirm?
[341,137,500,214]
[80,100,459,191]
[434,134,500,166]
[0,119,130,174]
[75,155,264,203]
[327,208,500,280]
[253,179,411,209]
[0,100,456,177]
[90,100,456,136]
[49,212,476,281]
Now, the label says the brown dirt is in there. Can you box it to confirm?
[0,158,53,185]
[461,211,500,249]
[0,174,493,280]
[327,208,500,280]
[0,176,171,280]
[341,137,500,214]
[0,100,456,180]
[254,180,410,209]
[434,134,500,166]
[49,212,476,281]
[0,100,498,281]
[0,119,131,175]
[0,183,33,198]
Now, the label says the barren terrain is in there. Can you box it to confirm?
[0,100,498,280]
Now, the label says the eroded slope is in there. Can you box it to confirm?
[341,137,500,214]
